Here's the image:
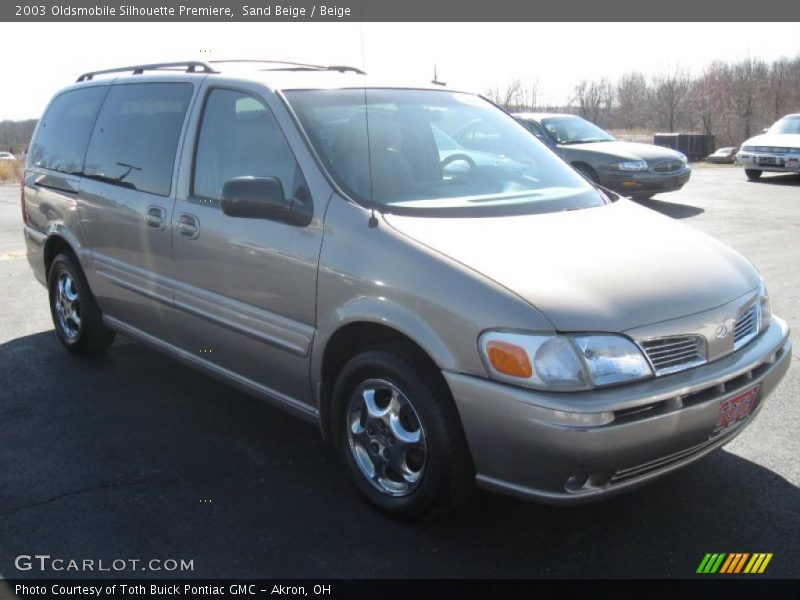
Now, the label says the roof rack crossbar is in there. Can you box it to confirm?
[210,59,365,75]
[76,61,217,82]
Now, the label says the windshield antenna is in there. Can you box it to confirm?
[359,22,379,228]
[431,65,446,86]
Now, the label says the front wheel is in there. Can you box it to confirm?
[48,252,115,354]
[332,344,473,519]
[745,169,762,181]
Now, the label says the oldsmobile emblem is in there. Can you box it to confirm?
[715,323,730,339]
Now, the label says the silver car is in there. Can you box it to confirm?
[22,61,791,519]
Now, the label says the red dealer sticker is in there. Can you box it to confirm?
[712,384,760,437]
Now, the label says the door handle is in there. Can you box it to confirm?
[145,206,165,229]
[176,213,200,239]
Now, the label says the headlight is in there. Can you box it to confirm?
[479,331,652,391]
[608,160,648,172]
[572,335,654,387]
[758,283,771,333]
[677,152,688,164]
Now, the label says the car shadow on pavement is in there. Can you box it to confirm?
[1,331,798,579]
[634,197,705,219]
[748,173,800,186]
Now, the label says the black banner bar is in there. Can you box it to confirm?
[3,579,800,600]
[3,0,800,21]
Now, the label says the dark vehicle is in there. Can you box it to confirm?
[515,113,691,200]
[706,147,737,164]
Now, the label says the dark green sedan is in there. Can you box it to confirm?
[515,113,691,200]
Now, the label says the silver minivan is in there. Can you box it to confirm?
[23,61,791,518]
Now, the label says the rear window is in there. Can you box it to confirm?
[83,82,193,197]
[29,86,107,175]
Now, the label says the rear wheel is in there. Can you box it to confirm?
[745,169,762,181]
[48,252,115,354]
[332,343,473,519]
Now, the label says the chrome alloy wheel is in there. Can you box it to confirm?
[346,379,427,497]
[54,271,81,340]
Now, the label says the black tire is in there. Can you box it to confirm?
[745,169,762,181]
[332,343,474,519]
[48,252,115,354]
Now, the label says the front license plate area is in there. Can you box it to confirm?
[756,156,783,166]
[711,384,760,438]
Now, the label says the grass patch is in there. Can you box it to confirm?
[0,160,23,183]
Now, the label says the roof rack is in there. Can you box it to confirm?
[209,59,366,75]
[76,61,217,82]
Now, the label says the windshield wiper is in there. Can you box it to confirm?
[561,138,609,145]
[83,172,137,190]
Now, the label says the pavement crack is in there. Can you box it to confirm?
[0,476,182,517]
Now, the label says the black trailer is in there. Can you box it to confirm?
[653,133,716,161]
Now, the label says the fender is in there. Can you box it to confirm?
[311,295,459,387]
[43,223,96,280]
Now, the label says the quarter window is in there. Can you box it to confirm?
[83,82,193,197]
[29,86,107,175]
[193,89,306,202]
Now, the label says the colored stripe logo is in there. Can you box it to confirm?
[697,553,773,574]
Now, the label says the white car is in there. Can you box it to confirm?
[736,114,800,180]
[0,152,17,161]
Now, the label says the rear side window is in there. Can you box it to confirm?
[193,89,306,202]
[29,86,107,175]
[84,82,193,197]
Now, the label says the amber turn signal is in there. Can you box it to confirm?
[486,340,533,378]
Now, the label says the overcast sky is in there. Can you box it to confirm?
[1,22,798,120]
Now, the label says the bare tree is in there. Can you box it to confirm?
[484,51,800,146]
[615,71,649,129]
[485,78,539,112]
[652,68,691,132]
[728,57,768,140]
[766,58,789,121]
[572,78,614,126]
[689,62,727,136]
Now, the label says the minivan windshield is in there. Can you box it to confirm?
[768,115,800,135]
[284,89,604,216]
[540,116,616,145]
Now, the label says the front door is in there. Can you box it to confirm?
[170,87,324,408]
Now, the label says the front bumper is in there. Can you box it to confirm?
[599,166,691,196]
[735,152,800,172]
[446,316,791,505]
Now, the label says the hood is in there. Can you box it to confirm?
[563,140,684,162]
[742,133,800,148]
[384,200,760,332]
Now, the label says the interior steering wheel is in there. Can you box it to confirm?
[441,153,477,171]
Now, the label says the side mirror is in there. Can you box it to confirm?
[220,176,311,226]
[763,128,769,134]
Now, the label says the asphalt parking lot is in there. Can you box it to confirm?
[0,166,798,580]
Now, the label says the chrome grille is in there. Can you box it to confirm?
[639,335,706,376]
[734,304,759,350]
[753,146,790,153]
[652,159,684,173]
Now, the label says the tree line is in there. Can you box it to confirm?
[486,54,800,146]
[0,119,38,155]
